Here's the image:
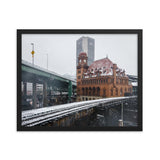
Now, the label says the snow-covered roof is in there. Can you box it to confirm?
[89,57,113,73]
[83,57,126,78]
[131,82,138,86]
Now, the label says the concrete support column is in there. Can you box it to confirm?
[68,81,72,103]
[23,82,27,96]
[33,82,37,109]
[43,82,48,107]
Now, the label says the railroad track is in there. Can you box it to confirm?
[22,96,137,127]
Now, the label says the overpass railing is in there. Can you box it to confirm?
[22,96,137,127]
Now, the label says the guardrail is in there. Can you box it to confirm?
[22,96,137,127]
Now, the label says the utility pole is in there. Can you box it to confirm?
[45,54,48,70]
[121,102,123,123]
[31,43,35,65]
[119,102,124,126]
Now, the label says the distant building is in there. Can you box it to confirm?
[131,82,137,95]
[127,75,138,96]
[76,36,95,66]
[76,52,132,101]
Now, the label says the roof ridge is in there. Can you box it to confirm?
[94,57,112,62]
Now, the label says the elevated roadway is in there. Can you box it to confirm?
[22,96,137,127]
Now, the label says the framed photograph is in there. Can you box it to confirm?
[17,29,142,131]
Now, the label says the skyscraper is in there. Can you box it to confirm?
[76,36,95,66]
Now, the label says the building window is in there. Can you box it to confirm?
[116,79,118,84]
[111,88,113,96]
[77,89,80,95]
[106,78,108,83]
[86,88,88,96]
[82,88,85,95]
[120,88,123,96]
[116,88,118,96]
[78,70,81,74]
[97,87,100,96]
[78,76,81,79]
[103,88,106,97]
[93,87,95,96]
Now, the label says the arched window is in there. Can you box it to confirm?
[82,88,85,95]
[120,88,123,96]
[116,88,118,96]
[86,88,88,96]
[111,78,113,83]
[103,88,106,97]
[89,87,92,96]
[97,87,100,96]
[93,87,95,96]
[77,89,80,95]
[111,88,113,96]
[116,78,118,84]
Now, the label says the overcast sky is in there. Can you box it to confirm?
[22,34,137,76]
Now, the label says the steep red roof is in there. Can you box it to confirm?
[88,57,114,75]
[83,57,126,78]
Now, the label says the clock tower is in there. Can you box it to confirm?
[77,52,88,96]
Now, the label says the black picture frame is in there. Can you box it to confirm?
[17,29,142,131]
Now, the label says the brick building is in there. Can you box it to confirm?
[76,52,132,101]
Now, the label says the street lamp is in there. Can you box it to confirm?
[45,54,48,70]
[119,102,124,126]
[31,43,35,65]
